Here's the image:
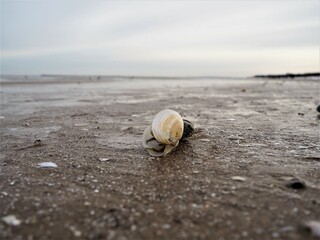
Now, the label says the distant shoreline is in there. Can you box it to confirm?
[253,72,319,79]
[0,72,319,84]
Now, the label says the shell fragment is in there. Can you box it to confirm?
[143,109,194,157]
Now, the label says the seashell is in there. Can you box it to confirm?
[182,119,194,139]
[143,109,194,157]
[142,126,166,157]
[151,109,184,145]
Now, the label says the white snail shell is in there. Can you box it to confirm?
[142,109,184,157]
[151,109,184,145]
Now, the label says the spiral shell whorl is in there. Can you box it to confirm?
[151,109,184,145]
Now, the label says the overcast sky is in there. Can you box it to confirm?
[1,0,319,76]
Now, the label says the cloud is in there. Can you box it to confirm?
[1,0,319,75]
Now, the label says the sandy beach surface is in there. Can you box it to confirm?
[0,76,319,240]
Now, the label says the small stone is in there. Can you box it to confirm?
[303,221,320,238]
[280,226,294,232]
[317,105,320,113]
[163,224,171,229]
[232,176,246,181]
[298,112,305,116]
[69,226,82,237]
[38,162,57,168]
[286,179,306,189]
[2,215,21,226]
[34,139,42,146]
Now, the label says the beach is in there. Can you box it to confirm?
[0,76,319,239]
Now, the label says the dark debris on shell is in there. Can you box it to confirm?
[182,119,195,139]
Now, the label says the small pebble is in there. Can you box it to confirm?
[298,112,305,116]
[286,179,306,189]
[38,162,58,168]
[69,226,82,237]
[2,215,21,226]
[146,209,154,213]
[162,224,171,229]
[34,139,42,146]
[317,105,320,113]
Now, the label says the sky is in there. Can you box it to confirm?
[1,0,319,77]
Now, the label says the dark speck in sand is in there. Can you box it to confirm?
[34,139,42,146]
[286,179,306,190]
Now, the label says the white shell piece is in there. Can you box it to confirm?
[37,162,58,168]
[142,126,165,157]
[2,215,21,226]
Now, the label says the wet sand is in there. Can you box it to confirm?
[0,76,319,239]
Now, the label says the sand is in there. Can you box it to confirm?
[0,76,319,239]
